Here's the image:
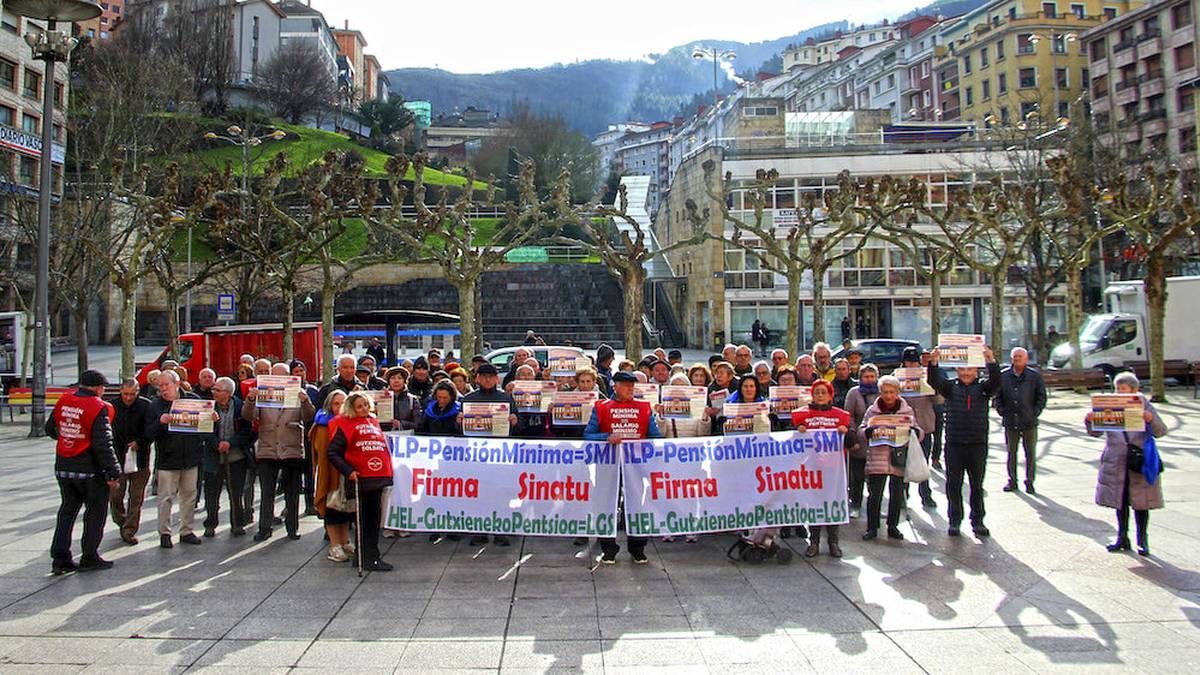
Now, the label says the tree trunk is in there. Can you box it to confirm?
[474,281,484,355]
[452,277,479,365]
[785,267,802,358]
[810,261,826,346]
[1144,256,1168,402]
[165,292,181,362]
[1066,265,1085,370]
[281,282,295,362]
[320,283,336,382]
[1032,289,1048,364]
[989,275,1005,352]
[622,264,647,362]
[120,288,137,381]
[929,268,942,347]
[73,307,88,375]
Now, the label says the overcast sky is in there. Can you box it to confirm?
[309,0,908,73]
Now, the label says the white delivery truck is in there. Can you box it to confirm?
[1049,276,1200,376]
[0,311,27,388]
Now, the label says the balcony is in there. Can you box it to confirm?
[1140,108,1167,122]
[1136,35,1163,59]
[1139,74,1165,98]
[1090,58,1109,77]
[1142,116,1168,137]
[1168,27,1194,48]
[1091,94,1112,114]
[1115,82,1140,105]
[1121,125,1142,143]
[1113,44,1137,68]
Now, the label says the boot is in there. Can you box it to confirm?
[804,528,821,558]
[1135,511,1150,556]
[827,527,842,558]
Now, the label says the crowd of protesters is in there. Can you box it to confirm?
[46,332,1166,575]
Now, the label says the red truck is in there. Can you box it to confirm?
[136,322,323,386]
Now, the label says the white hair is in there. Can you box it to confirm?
[158,370,180,384]
[1113,371,1140,391]
[337,354,357,368]
[1011,347,1028,359]
[812,342,831,355]
[271,363,290,375]
[669,373,690,385]
[878,375,902,392]
[214,377,236,392]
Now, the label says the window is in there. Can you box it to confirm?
[1179,87,1194,112]
[982,79,991,100]
[1018,33,1036,54]
[19,156,36,185]
[1,11,18,34]
[1043,3,1058,18]
[1104,7,1117,21]
[980,47,989,67]
[22,70,39,99]
[22,113,37,134]
[1019,67,1037,88]
[1071,3,1085,19]
[1176,44,1196,70]
[998,72,1008,93]
[996,39,1005,61]
[887,74,895,89]
[1059,101,1070,119]
[0,59,13,90]
[1053,34,1068,54]
[1000,107,1010,124]
[53,124,63,142]
[966,86,974,105]
[1055,67,1068,89]
[1090,38,1106,61]
[1093,73,1108,97]
[1144,16,1160,35]
[962,53,971,73]
[1181,126,1196,153]
[743,106,778,116]
[1173,3,1193,30]
[0,106,12,127]
[54,82,63,109]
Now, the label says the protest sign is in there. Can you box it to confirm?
[383,433,620,537]
[660,386,707,420]
[769,386,812,415]
[548,349,582,376]
[512,381,557,413]
[550,391,598,426]
[462,402,511,437]
[1091,394,1145,432]
[633,383,660,404]
[937,333,986,367]
[868,414,912,447]
[255,375,301,409]
[893,368,933,396]
[621,429,849,535]
[723,401,771,435]
[168,399,215,434]
[709,388,729,408]
[369,389,394,424]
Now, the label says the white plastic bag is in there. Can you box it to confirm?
[904,434,930,483]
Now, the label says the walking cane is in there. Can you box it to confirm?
[354,480,364,577]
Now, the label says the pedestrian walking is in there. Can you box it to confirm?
[47,370,119,575]
[1086,372,1166,557]
[109,379,151,545]
[927,346,1001,538]
[994,347,1048,494]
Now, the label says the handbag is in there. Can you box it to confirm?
[889,445,907,469]
[1123,431,1145,473]
[325,475,359,513]
[904,434,931,483]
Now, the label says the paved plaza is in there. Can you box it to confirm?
[0,388,1198,673]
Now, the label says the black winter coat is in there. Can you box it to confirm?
[111,395,152,471]
[994,366,1048,430]
[146,394,215,470]
[928,362,1001,446]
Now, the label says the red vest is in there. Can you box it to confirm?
[792,406,851,430]
[336,414,392,479]
[596,399,652,439]
[53,391,112,458]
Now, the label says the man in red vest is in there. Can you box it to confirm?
[45,370,120,575]
[584,370,661,564]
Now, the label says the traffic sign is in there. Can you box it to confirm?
[217,294,236,322]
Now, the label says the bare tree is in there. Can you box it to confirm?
[257,41,337,125]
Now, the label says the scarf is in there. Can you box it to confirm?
[858,382,879,395]
[423,400,461,421]
[314,409,337,427]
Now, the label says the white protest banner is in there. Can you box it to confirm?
[893,368,933,397]
[168,399,214,434]
[383,433,620,537]
[769,386,811,416]
[550,391,597,426]
[660,386,707,420]
[512,381,557,413]
[369,389,395,424]
[462,402,511,437]
[868,414,912,447]
[937,333,986,367]
[255,375,301,409]
[1091,394,1145,432]
[723,401,771,434]
[621,429,849,536]
[548,349,581,376]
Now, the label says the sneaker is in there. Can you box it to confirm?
[78,556,114,571]
[365,559,394,572]
[160,534,174,549]
[343,543,356,558]
[630,550,649,564]
[253,530,272,542]
[202,527,216,538]
[887,527,904,540]
[931,459,943,470]
[327,545,349,562]
[1106,538,1131,553]
[180,533,202,545]
[1002,482,1017,492]
[287,533,301,541]
[51,559,77,576]
[849,506,861,519]
[598,551,617,565]
[494,536,511,547]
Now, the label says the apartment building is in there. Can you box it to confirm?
[612,121,675,214]
[850,16,944,122]
[593,123,652,178]
[782,20,902,71]
[332,23,367,103]
[277,0,339,86]
[76,0,125,41]
[934,0,1140,126]
[0,9,68,200]
[1083,0,1198,167]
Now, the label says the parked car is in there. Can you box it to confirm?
[831,339,921,374]
[484,346,587,373]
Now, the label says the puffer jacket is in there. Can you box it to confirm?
[928,362,1001,446]
[861,397,924,477]
[844,386,879,459]
[1088,400,1167,510]
[242,394,316,461]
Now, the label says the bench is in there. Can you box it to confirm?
[0,387,72,423]
[1122,360,1193,381]
[1042,368,1108,390]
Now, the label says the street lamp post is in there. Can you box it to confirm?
[692,47,736,110]
[8,0,101,438]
